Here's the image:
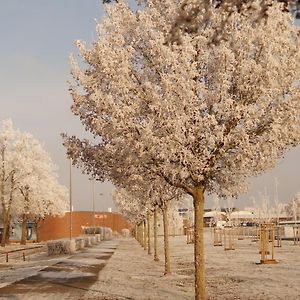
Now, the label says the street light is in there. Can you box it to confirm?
[90,178,96,235]
[99,193,105,239]
[69,158,73,241]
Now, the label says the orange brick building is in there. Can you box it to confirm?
[37,211,132,242]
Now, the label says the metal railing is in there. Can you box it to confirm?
[0,245,44,263]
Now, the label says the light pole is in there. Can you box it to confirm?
[69,158,73,241]
[99,193,105,239]
[92,178,95,235]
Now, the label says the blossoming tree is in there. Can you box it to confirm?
[65,1,300,299]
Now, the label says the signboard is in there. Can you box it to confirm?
[95,214,107,219]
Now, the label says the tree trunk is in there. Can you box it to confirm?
[147,210,152,255]
[5,215,11,244]
[135,224,138,241]
[35,218,41,242]
[139,222,144,247]
[138,223,143,246]
[143,219,147,251]
[1,212,8,247]
[20,214,27,245]
[162,204,171,275]
[139,223,143,246]
[137,224,141,245]
[153,206,159,261]
[193,186,205,300]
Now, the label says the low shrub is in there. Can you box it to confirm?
[47,239,75,255]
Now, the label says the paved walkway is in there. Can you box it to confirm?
[0,240,119,300]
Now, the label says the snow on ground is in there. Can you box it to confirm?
[83,229,300,300]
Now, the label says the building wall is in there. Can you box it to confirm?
[37,211,132,242]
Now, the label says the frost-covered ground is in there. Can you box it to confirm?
[84,229,300,300]
[0,241,119,299]
[1,231,300,299]
[0,243,65,289]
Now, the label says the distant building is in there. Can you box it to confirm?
[0,211,132,243]
[38,211,132,242]
[0,221,36,243]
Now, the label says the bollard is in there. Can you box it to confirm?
[23,252,26,261]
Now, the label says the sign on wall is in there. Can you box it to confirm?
[95,214,107,219]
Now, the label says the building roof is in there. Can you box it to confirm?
[204,211,226,218]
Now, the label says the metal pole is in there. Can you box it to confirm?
[92,179,95,235]
[99,193,104,239]
[69,158,73,241]
[103,212,105,240]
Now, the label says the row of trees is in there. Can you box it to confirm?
[63,1,300,299]
[113,179,185,274]
[0,119,68,246]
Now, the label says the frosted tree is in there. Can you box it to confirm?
[212,195,221,225]
[16,139,68,245]
[0,120,68,246]
[113,187,147,248]
[167,0,300,44]
[0,119,23,246]
[113,176,183,274]
[289,193,300,222]
[65,1,300,298]
[168,200,184,237]
[148,181,184,274]
[224,197,235,226]
[273,177,284,224]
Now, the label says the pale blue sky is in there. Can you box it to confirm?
[0,0,114,212]
[0,1,299,211]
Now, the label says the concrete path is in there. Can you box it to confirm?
[0,240,119,300]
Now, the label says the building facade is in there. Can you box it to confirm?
[37,211,132,242]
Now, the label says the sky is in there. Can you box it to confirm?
[0,1,299,212]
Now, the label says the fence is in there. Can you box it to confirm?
[0,245,44,263]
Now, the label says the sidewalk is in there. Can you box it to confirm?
[82,238,194,300]
[0,240,119,299]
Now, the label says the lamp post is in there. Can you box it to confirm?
[69,158,73,241]
[99,193,105,239]
[92,179,95,235]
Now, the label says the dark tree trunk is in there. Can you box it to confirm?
[1,212,9,247]
[147,210,152,255]
[20,214,27,245]
[5,215,11,244]
[143,219,147,251]
[153,206,159,261]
